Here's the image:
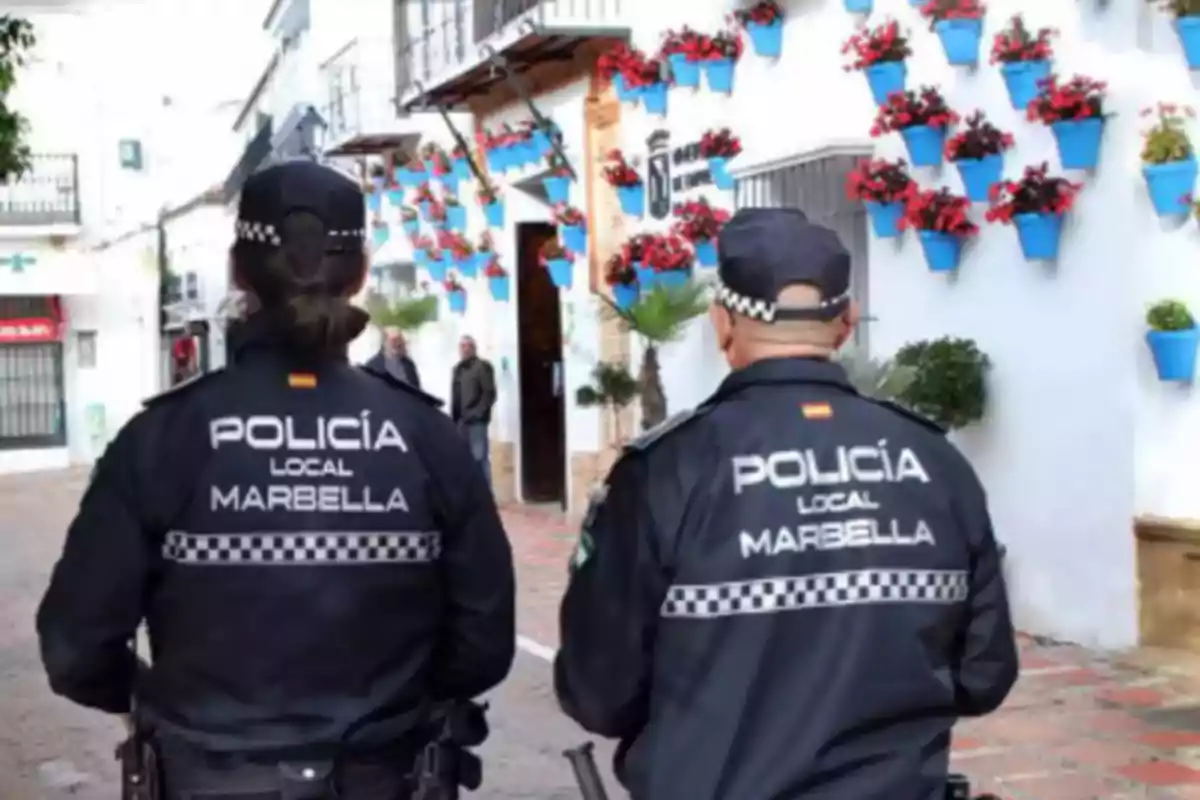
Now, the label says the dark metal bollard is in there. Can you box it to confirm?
[564,742,610,800]
[946,773,970,799]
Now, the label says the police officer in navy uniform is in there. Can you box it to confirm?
[36,160,516,799]
[554,208,1018,800]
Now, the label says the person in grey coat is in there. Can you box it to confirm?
[451,335,496,484]
[365,327,421,388]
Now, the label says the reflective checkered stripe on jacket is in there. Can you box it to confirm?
[162,531,441,565]
[660,569,969,618]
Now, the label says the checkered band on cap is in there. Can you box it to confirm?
[234,220,367,247]
[714,278,852,323]
[660,568,969,618]
[163,530,441,566]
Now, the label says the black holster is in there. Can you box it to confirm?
[116,723,163,800]
[409,701,489,800]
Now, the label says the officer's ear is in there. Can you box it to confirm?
[709,301,734,354]
[832,300,862,349]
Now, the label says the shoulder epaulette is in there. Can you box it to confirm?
[623,405,712,453]
[360,365,445,408]
[872,398,946,435]
[142,368,224,407]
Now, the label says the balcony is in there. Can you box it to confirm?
[0,154,81,232]
[397,0,629,110]
[321,37,427,156]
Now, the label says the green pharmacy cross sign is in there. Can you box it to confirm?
[0,253,36,273]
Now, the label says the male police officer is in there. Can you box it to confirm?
[554,208,1018,800]
[36,160,516,799]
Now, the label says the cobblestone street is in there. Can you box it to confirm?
[10,470,1200,798]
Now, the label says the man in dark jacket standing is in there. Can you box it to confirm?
[451,335,496,484]
[365,327,421,388]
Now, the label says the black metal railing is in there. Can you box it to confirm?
[0,153,80,227]
[395,0,623,102]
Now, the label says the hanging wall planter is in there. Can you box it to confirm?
[668,54,701,88]
[989,14,1054,109]
[426,253,447,282]
[847,158,917,238]
[445,203,467,232]
[452,155,471,180]
[642,80,669,115]
[543,175,572,205]
[634,262,654,285]
[844,0,872,11]
[703,58,736,94]
[483,201,504,228]
[401,215,420,236]
[900,125,948,167]
[656,269,691,288]
[618,184,645,216]
[694,240,717,266]
[932,17,984,67]
[904,188,978,272]
[1140,103,1198,217]
[1174,16,1200,69]
[844,22,912,106]
[1000,60,1051,110]
[458,252,479,278]
[613,74,640,104]
[386,188,404,208]
[446,287,467,314]
[699,128,742,190]
[541,238,574,288]
[367,191,382,215]
[872,87,956,168]
[985,163,1080,261]
[561,225,587,254]
[1028,75,1108,170]
[946,112,1014,202]
[1145,300,1200,382]
[673,198,728,266]
[613,282,638,310]
[735,2,785,58]
[488,273,511,302]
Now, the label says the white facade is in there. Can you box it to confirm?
[341,0,1200,648]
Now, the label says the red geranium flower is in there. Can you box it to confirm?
[672,198,730,242]
[842,20,912,71]
[945,111,1014,161]
[642,233,693,272]
[1026,75,1106,125]
[919,0,985,25]
[900,188,978,236]
[484,258,507,278]
[602,149,641,187]
[605,253,637,286]
[700,28,744,61]
[660,27,709,61]
[990,15,1055,63]
[698,128,742,158]
[985,163,1082,223]
[539,239,572,263]
[733,0,784,27]
[554,204,586,226]
[871,87,959,136]
[845,158,918,204]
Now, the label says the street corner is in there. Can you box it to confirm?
[952,635,1200,798]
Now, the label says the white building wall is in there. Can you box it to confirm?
[163,204,239,370]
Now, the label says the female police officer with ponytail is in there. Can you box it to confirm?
[36,160,516,799]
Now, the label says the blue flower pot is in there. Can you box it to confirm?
[424,159,438,176]
[489,276,510,302]
[440,174,460,194]
[917,230,962,272]
[709,157,734,190]
[427,259,447,282]
[386,189,405,208]
[612,283,638,309]
[562,224,587,254]
[531,129,552,157]
[414,249,429,268]
[402,219,420,236]
[484,201,505,228]
[864,61,906,107]
[447,290,466,314]
[1013,212,1064,261]
[935,18,982,66]
[843,0,872,12]
[419,201,433,221]
[694,239,717,266]
[634,263,654,286]
[1000,60,1051,111]
[642,81,668,115]
[390,168,404,186]
[445,205,467,232]
[547,258,572,288]
[1175,17,1200,69]
[442,254,455,273]
[472,252,492,276]
[865,201,904,238]
[367,192,382,214]
[657,269,690,289]
[704,59,735,94]
[453,157,471,179]
[955,154,1004,202]
[543,175,571,204]
[613,74,640,104]
[1143,158,1198,216]
[1147,328,1200,381]
[409,168,429,185]
[668,53,701,88]
[486,150,503,172]
[617,184,645,216]
[1051,118,1104,170]
[371,226,389,249]
[900,125,946,167]
[746,20,783,58]
[454,256,474,276]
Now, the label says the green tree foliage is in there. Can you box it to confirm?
[0,16,35,184]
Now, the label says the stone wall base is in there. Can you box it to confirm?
[489,440,517,505]
[1136,516,1200,652]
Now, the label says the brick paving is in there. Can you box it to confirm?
[502,503,1200,800]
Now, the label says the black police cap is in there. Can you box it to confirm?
[234,159,366,252]
[715,208,852,322]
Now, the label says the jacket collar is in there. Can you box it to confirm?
[229,311,349,365]
[710,357,857,403]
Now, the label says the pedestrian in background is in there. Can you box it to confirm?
[451,335,496,484]
[365,326,421,389]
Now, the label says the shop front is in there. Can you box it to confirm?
[0,296,68,471]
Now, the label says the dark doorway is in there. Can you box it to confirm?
[516,222,566,506]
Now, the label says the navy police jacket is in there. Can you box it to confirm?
[36,328,516,757]
[554,357,1018,800]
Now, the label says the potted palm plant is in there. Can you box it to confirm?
[1145,298,1200,382]
[576,361,641,446]
[893,336,990,430]
[607,280,709,429]
[365,291,439,335]
[834,344,918,400]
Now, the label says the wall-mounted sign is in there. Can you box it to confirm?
[0,253,36,273]
[646,129,714,220]
[0,317,59,343]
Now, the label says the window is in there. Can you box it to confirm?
[371,262,419,301]
[76,330,97,369]
[734,150,871,350]
[119,139,143,170]
[0,342,65,448]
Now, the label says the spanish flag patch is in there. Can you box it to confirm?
[800,402,833,419]
[287,372,318,389]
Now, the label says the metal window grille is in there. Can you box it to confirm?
[734,153,871,351]
[0,342,65,448]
